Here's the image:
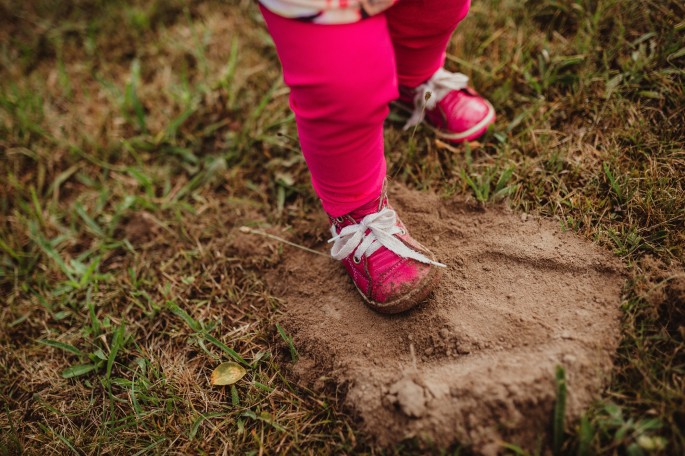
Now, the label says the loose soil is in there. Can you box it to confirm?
[263,184,625,454]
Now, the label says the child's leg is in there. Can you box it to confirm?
[259,5,398,217]
[386,0,494,144]
[386,0,471,87]
[260,5,443,314]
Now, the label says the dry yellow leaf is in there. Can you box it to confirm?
[210,362,246,386]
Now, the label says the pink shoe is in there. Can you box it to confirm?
[327,189,445,314]
[400,68,496,143]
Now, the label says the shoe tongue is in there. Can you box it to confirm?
[349,195,399,271]
[348,194,387,222]
[366,242,401,272]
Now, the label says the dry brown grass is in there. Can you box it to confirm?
[1,0,684,454]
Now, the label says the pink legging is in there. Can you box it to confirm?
[260,1,471,217]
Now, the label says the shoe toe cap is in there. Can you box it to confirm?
[442,91,493,133]
[369,259,440,313]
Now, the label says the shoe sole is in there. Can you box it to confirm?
[355,261,443,315]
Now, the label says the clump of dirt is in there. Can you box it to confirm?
[263,184,625,454]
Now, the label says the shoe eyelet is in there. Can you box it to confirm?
[399,228,406,235]
[335,216,345,223]
[353,256,361,264]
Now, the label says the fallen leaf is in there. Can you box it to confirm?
[211,362,246,386]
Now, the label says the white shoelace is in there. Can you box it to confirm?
[328,207,446,267]
[403,68,469,130]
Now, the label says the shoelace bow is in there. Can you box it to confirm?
[328,207,446,267]
[403,68,469,130]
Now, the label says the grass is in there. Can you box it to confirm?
[0,0,683,454]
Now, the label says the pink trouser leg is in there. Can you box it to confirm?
[386,0,471,88]
[260,5,398,217]
[259,1,470,216]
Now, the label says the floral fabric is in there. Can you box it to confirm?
[258,0,397,24]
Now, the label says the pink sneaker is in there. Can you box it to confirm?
[400,68,496,143]
[327,189,445,314]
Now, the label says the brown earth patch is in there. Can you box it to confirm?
[262,183,625,454]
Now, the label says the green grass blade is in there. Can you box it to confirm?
[168,302,202,332]
[37,339,84,357]
[106,322,127,382]
[276,323,299,362]
[577,415,594,456]
[554,365,567,455]
[202,333,249,367]
[74,203,104,238]
[62,363,98,379]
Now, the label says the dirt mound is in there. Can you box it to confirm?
[265,184,625,453]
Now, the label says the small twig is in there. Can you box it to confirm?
[409,343,417,372]
[239,226,330,258]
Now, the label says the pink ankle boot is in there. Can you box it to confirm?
[400,68,495,143]
[327,190,445,314]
